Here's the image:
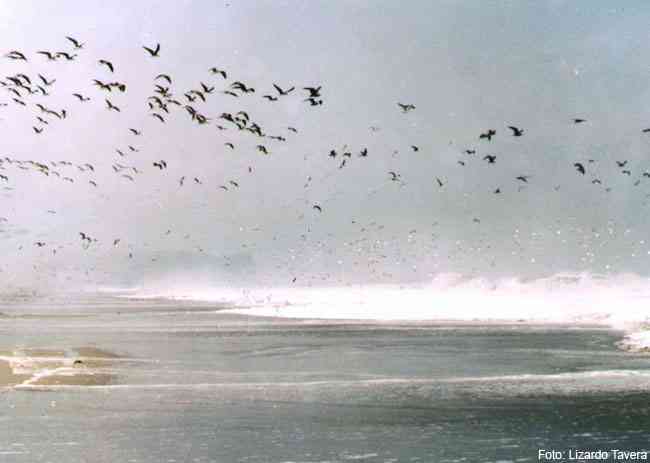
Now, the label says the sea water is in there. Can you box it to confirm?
[1,294,650,462]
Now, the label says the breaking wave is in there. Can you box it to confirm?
[105,271,650,350]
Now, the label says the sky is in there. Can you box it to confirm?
[2,1,650,292]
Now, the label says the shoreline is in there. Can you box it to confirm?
[0,347,118,389]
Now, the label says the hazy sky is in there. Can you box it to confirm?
[2,1,650,291]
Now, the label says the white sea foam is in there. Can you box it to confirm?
[108,272,650,351]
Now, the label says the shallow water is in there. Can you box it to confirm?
[1,295,650,462]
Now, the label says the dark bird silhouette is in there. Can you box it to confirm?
[225,142,234,149]
[105,99,120,111]
[465,149,476,155]
[359,148,368,157]
[33,126,43,134]
[592,179,601,184]
[305,97,323,106]
[56,52,76,60]
[643,128,650,133]
[37,51,57,61]
[6,51,27,61]
[209,68,227,79]
[93,79,112,91]
[494,188,501,194]
[622,170,632,176]
[508,126,524,136]
[155,74,172,84]
[516,175,530,183]
[436,177,444,187]
[397,103,415,113]
[151,113,165,123]
[313,205,322,212]
[229,180,239,188]
[288,127,298,133]
[223,90,239,98]
[479,129,496,141]
[143,43,161,57]
[129,128,141,135]
[304,86,322,98]
[98,60,114,72]
[262,95,278,101]
[35,242,46,247]
[616,160,628,167]
[388,171,400,181]
[65,36,84,49]
[574,163,586,174]
[256,145,268,155]
[72,93,90,102]
[411,145,419,152]
[573,118,586,124]
[273,83,295,96]
[483,155,496,164]
[200,82,215,94]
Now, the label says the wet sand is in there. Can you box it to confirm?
[0,347,119,388]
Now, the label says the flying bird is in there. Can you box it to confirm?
[573,118,586,124]
[56,52,76,61]
[397,103,415,113]
[483,155,496,164]
[72,93,90,102]
[209,68,227,79]
[37,51,57,61]
[508,126,524,136]
[273,83,295,96]
[313,205,322,212]
[479,129,496,141]
[154,74,172,84]
[65,36,84,49]
[143,43,161,57]
[574,163,586,174]
[98,59,114,72]
[105,99,120,111]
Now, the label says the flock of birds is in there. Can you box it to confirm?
[1,35,649,285]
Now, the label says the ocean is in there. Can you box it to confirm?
[1,293,650,462]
